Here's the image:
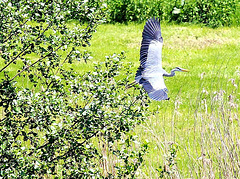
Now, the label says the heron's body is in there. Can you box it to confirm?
[135,17,188,101]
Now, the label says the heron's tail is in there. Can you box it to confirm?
[126,81,138,89]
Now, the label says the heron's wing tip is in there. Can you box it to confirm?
[142,17,162,42]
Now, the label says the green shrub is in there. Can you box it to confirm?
[0,53,149,177]
[0,0,149,177]
[106,0,176,23]
[105,0,239,27]
[177,0,238,27]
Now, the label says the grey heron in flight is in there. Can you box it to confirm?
[130,17,189,101]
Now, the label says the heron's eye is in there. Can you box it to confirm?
[159,37,163,42]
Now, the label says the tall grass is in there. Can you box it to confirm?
[135,72,240,178]
[84,23,240,177]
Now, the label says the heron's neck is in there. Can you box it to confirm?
[163,69,177,77]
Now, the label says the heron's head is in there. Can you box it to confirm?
[175,67,189,72]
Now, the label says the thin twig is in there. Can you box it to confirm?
[0,10,61,73]
[10,45,62,81]
[3,19,29,43]
[50,97,139,163]
[45,49,74,91]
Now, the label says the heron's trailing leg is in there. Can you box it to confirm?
[126,81,137,89]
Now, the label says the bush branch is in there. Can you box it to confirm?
[10,45,63,81]
[0,10,61,73]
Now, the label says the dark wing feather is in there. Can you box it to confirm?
[139,78,154,93]
[135,66,143,83]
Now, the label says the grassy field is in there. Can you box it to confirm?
[82,23,240,178]
[1,21,239,177]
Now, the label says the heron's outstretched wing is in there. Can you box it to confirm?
[135,17,163,81]
[136,17,168,101]
[138,17,163,70]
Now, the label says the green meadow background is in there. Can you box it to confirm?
[1,0,240,177]
[1,17,240,179]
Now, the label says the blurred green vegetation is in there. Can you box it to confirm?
[105,0,240,27]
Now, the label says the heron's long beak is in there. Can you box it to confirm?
[181,68,189,72]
